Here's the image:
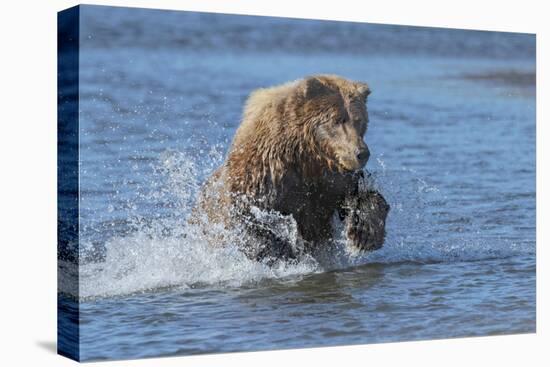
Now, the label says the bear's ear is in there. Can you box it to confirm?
[303,77,333,100]
[356,82,371,99]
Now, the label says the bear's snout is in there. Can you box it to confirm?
[356,146,370,166]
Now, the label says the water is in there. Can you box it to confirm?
[58,5,535,361]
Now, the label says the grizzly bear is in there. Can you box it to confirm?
[193,75,389,262]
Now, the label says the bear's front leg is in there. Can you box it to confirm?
[341,187,390,252]
[236,206,302,263]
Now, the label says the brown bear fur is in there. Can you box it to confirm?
[193,75,389,261]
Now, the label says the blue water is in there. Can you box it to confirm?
[58,5,535,361]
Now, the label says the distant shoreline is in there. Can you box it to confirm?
[461,70,535,87]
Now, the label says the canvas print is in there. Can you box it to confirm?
[58,5,536,362]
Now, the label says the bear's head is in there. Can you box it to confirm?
[301,75,371,173]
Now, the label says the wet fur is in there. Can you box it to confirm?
[193,75,389,261]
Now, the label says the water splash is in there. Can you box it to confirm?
[63,150,531,300]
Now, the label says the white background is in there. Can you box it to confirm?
[0,0,546,365]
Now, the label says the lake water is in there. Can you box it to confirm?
[58,5,536,361]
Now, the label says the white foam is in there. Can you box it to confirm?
[62,151,531,300]
[77,227,321,299]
